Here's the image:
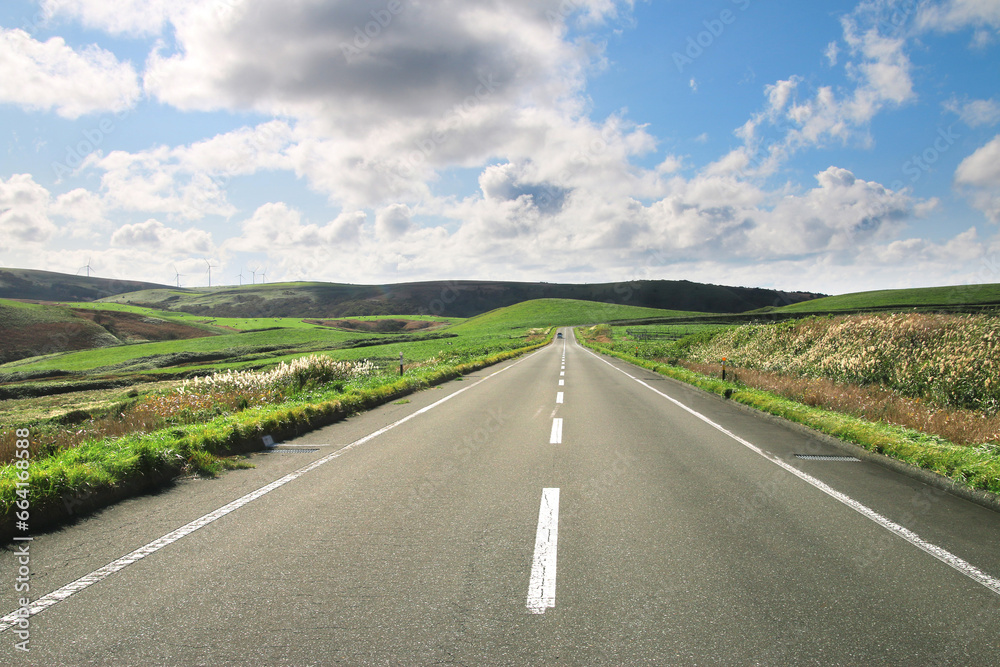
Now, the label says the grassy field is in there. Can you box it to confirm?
[774,282,1000,313]
[449,298,702,333]
[3,298,664,533]
[612,323,726,341]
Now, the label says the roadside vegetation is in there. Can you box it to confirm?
[579,312,1000,495]
[0,297,671,535]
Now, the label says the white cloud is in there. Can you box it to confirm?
[917,0,1000,33]
[945,97,1000,127]
[85,147,233,220]
[224,202,367,254]
[825,40,839,66]
[51,188,108,237]
[0,174,58,249]
[110,218,214,254]
[81,121,294,219]
[955,135,1000,222]
[41,0,199,37]
[737,14,915,175]
[134,0,637,209]
[0,28,140,118]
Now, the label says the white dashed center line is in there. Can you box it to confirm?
[556,392,564,404]
[527,488,560,614]
[550,418,563,444]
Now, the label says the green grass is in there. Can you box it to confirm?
[0,333,553,536]
[450,298,701,333]
[776,283,1000,313]
[0,298,78,325]
[612,323,727,340]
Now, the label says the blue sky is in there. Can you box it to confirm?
[1,0,999,295]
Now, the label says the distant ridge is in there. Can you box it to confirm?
[0,268,824,318]
[98,279,824,318]
[0,268,172,302]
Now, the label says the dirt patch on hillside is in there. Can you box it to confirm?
[0,320,118,363]
[72,309,220,343]
[304,318,446,333]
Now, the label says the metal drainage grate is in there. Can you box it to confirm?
[794,454,861,462]
[264,447,320,454]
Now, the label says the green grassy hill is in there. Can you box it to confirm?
[775,283,1000,314]
[0,268,170,301]
[450,298,700,333]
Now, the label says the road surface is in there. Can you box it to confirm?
[3,329,1000,665]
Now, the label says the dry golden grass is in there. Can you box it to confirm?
[685,313,1000,413]
[679,360,1000,447]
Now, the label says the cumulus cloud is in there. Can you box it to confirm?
[225,202,367,253]
[955,135,1000,222]
[41,0,200,37]
[0,28,140,118]
[0,174,58,249]
[133,0,641,208]
[81,121,294,219]
[110,218,214,254]
[51,188,108,237]
[143,1,587,120]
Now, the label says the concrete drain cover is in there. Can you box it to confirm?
[794,454,861,462]
[265,447,320,454]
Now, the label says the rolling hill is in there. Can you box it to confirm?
[774,282,1000,314]
[0,268,823,317]
[0,299,223,364]
[95,278,822,318]
[0,268,172,301]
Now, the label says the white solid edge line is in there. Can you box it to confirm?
[580,345,1000,597]
[550,418,563,444]
[527,487,560,614]
[0,349,544,633]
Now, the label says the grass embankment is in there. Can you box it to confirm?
[0,339,550,537]
[578,316,1000,496]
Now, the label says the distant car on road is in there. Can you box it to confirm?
[557,332,563,339]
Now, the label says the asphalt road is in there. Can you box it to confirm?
[3,329,1000,665]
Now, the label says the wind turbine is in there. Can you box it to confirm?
[204,259,218,287]
[259,267,267,284]
[250,267,257,285]
[236,269,244,286]
[172,265,184,288]
[78,258,94,277]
